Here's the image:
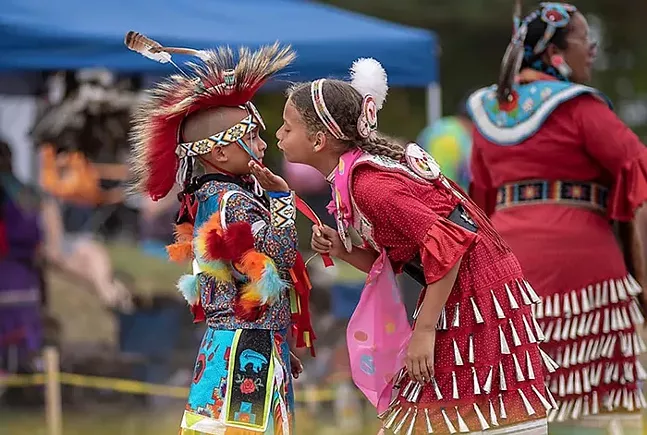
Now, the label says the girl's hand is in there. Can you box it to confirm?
[404,327,436,383]
[311,224,346,258]
[249,161,290,192]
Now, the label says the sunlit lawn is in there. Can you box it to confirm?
[1,405,379,435]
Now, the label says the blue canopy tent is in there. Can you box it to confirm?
[0,0,441,123]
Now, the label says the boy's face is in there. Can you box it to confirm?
[182,106,267,176]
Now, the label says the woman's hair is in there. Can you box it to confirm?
[286,80,406,161]
[520,6,576,71]
[497,3,577,102]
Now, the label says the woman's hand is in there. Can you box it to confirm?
[249,161,290,192]
[404,327,436,383]
[311,224,346,258]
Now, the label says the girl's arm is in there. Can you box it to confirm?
[337,245,379,273]
[405,258,461,383]
[311,224,378,273]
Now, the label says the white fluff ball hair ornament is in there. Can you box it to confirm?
[350,58,388,110]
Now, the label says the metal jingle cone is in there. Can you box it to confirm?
[512,353,526,382]
[499,361,508,391]
[455,407,470,433]
[473,403,490,430]
[522,315,537,343]
[525,350,536,380]
[431,376,443,400]
[441,408,457,434]
[499,394,508,419]
[531,385,553,411]
[483,365,494,394]
[492,290,506,319]
[453,339,464,366]
[452,303,460,328]
[499,325,511,354]
[505,283,520,310]
[489,399,499,426]
[470,297,485,324]
[393,407,413,434]
[509,319,522,347]
[404,408,419,435]
[517,279,532,305]
[472,366,482,395]
[424,408,434,434]
[384,406,403,429]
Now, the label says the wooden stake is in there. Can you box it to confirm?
[44,346,63,435]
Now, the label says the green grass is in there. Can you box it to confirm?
[1,406,380,435]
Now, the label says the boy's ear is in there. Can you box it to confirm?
[211,146,228,163]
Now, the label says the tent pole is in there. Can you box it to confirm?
[425,83,442,126]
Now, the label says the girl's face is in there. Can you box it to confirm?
[275,100,317,165]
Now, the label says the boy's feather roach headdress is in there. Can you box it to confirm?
[126,32,295,200]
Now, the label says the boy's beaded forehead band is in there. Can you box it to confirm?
[175,101,266,158]
[310,79,350,141]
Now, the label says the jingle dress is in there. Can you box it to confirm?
[179,175,313,435]
[331,145,557,434]
[468,74,647,424]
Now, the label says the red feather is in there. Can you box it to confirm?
[145,114,182,201]
[234,297,266,321]
[205,230,229,261]
[223,221,255,262]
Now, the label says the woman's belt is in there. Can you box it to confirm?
[496,180,608,213]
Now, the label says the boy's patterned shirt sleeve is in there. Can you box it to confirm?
[223,190,298,271]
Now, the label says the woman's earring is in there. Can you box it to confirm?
[551,54,572,78]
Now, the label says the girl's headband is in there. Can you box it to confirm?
[310,79,350,141]
[309,58,388,141]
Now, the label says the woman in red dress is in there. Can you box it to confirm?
[259,58,556,434]
[467,3,647,434]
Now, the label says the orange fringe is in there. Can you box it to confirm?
[167,223,195,263]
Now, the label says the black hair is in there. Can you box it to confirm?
[520,6,576,72]
[497,3,577,102]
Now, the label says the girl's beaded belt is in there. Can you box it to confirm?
[495,180,608,213]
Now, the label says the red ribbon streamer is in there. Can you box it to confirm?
[294,195,334,267]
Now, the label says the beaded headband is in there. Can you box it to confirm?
[175,101,265,159]
[532,3,578,55]
[310,79,350,141]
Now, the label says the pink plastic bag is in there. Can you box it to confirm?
[346,249,413,413]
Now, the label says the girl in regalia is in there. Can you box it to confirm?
[467,3,647,434]
[260,58,557,434]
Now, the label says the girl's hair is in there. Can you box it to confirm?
[286,80,406,161]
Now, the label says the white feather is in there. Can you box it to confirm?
[350,58,388,110]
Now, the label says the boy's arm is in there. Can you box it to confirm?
[224,191,298,270]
